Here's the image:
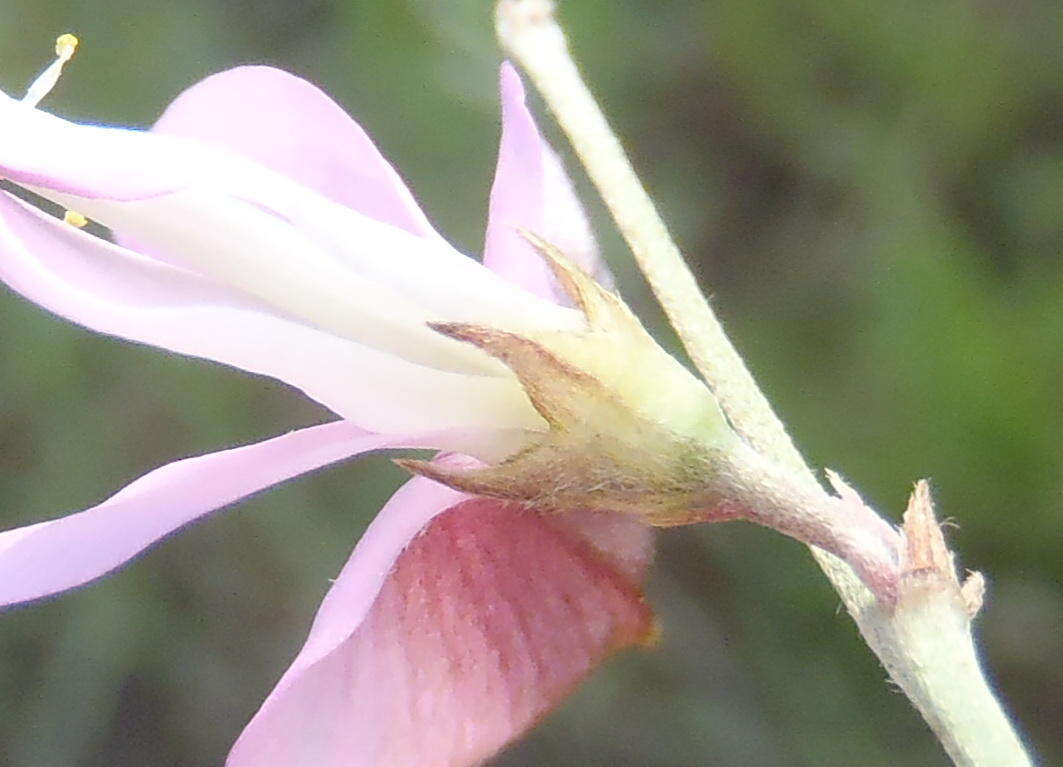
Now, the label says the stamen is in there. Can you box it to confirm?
[63,210,89,228]
[22,33,79,108]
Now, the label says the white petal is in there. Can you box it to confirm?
[0,192,544,436]
[34,179,582,375]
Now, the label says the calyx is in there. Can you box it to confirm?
[399,232,739,525]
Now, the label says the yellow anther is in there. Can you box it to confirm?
[63,210,89,228]
[55,33,79,61]
[23,32,80,108]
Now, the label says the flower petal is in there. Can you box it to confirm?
[3,86,585,367]
[62,185,583,370]
[483,63,612,299]
[228,481,654,767]
[55,185,583,369]
[0,90,195,200]
[144,66,440,239]
[0,422,455,609]
[41,186,524,374]
[0,192,544,435]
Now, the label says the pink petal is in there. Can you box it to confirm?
[548,508,655,582]
[0,192,540,435]
[228,481,654,767]
[0,422,455,609]
[483,63,612,299]
[137,66,439,239]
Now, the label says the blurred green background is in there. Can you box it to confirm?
[1,0,1060,765]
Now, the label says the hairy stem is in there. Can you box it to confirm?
[868,586,1031,766]
[495,1,1033,764]
[707,444,901,605]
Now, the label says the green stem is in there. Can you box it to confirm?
[870,584,1032,766]
[495,2,1033,764]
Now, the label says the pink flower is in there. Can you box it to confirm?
[0,62,655,765]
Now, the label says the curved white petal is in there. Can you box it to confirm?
[0,192,544,436]
[3,93,583,373]
[40,186,505,374]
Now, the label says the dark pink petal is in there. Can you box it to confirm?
[228,481,654,767]
[144,66,438,238]
[0,422,454,609]
[483,63,612,299]
[0,192,539,434]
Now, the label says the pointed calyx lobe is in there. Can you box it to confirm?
[402,232,740,525]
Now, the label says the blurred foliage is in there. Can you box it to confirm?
[1,0,1060,765]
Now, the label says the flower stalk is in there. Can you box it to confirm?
[495,1,1034,764]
